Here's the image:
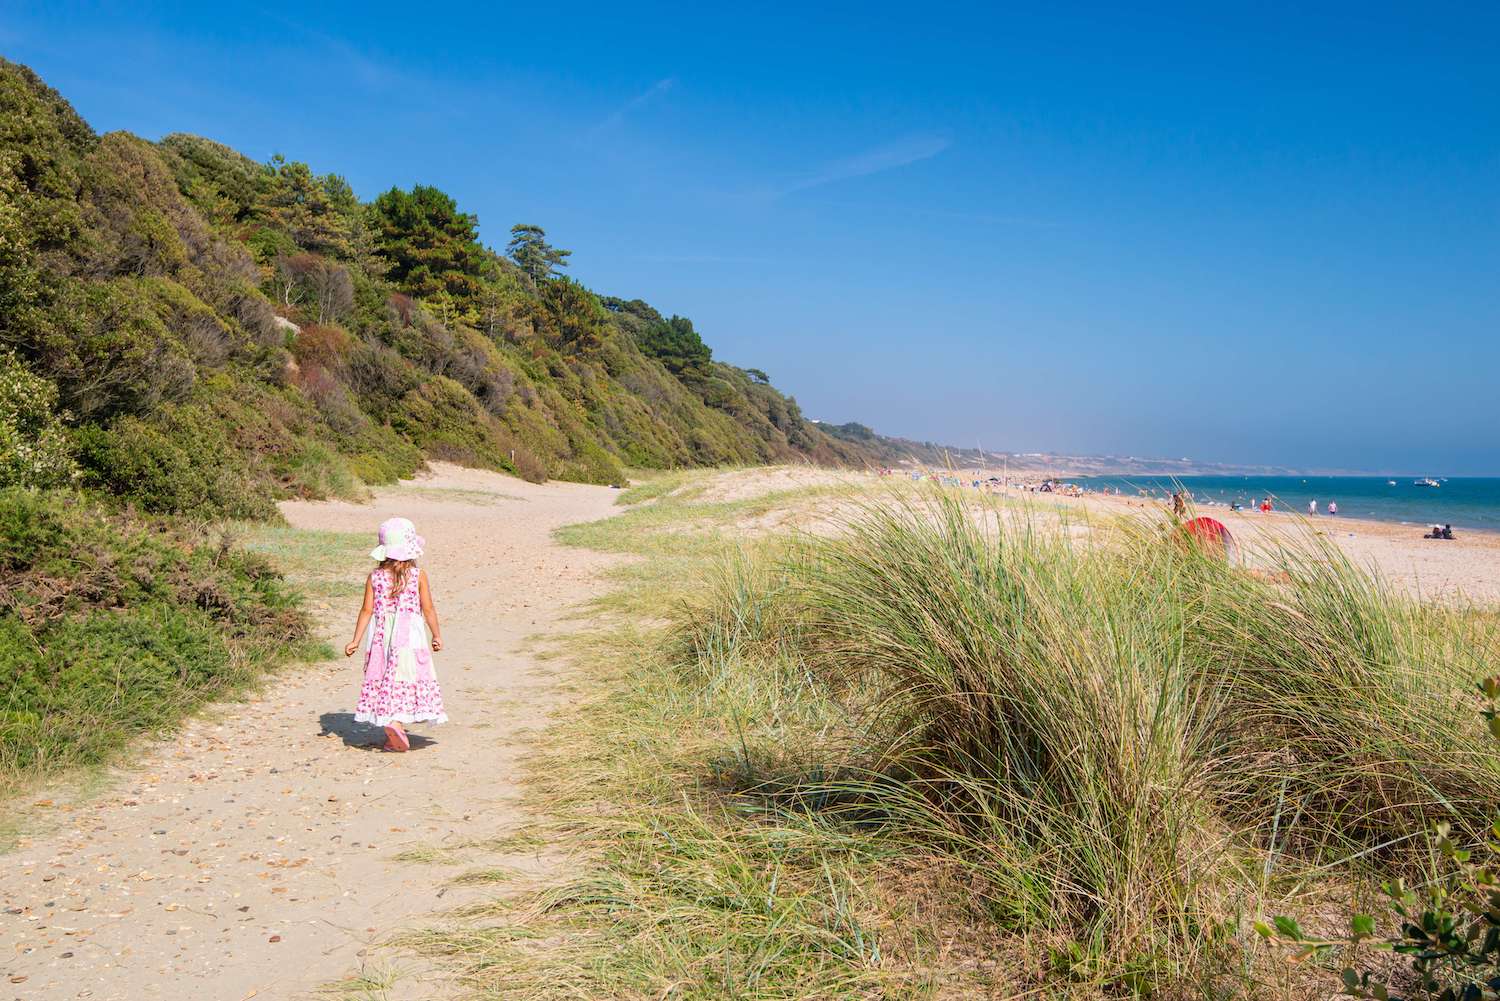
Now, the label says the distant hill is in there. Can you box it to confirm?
[819,422,1305,477]
[0,59,873,518]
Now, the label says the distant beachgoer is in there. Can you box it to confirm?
[1260,498,1272,513]
[1308,499,1317,515]
[1172,491,1186,517]
[344,517,447,752]
[1328,501,1338,516]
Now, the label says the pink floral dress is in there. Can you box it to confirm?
[354,568,447,726]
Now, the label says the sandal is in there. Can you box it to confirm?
[383,725,410,752]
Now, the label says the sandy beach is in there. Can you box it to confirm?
[1044,483,1500,604]
[681,465,1500,605]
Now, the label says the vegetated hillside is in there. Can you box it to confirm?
[0,59,871,519]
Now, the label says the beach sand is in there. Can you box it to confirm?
[691,465,1500,604]
[1045,486,1500,604]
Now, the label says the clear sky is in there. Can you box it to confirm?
[5,2,1497,473]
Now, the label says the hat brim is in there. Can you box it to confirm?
[369,544,387,560]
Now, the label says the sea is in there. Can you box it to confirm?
[1069,475,1500,533]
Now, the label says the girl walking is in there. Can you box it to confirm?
[344,517,447,751]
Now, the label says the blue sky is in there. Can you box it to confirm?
[5,2,1497,473]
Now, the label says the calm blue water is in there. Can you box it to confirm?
[1071,476,1500,532]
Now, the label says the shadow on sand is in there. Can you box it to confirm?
[318,712,438,751]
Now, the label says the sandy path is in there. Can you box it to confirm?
[1,464,620,1000]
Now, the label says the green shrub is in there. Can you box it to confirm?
[277,438,364,501]
[392,375,512,470]
[0,488,309,793]
[556,437,626,486]
[0,349,76,488]
[75,403,276,519]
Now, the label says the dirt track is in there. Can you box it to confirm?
[1,464,619,1000]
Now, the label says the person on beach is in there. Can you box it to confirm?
[344,517,447,751]
[1328,500,1338,516]
[1308,499,1317,515]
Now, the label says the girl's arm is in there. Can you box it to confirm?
[343,575,375,657]
[418,571,443,651]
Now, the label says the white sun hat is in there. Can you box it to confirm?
[369,516,424,562]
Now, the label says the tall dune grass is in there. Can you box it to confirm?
[684,493,1500,984]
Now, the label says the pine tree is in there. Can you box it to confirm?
[506,224,571,282]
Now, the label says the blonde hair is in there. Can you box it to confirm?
[378,558,416,594]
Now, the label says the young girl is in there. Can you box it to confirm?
[344,517,446,751]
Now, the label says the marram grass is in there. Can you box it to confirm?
[402,480,1499,999]
[685,493,1500,990]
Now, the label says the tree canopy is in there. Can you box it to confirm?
[369,184,485,301]
[635,315,712,375]
[507,224,571,282]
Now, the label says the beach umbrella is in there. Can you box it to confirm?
[1182,516,1240,563]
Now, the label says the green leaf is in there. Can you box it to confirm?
[1274,915,1304,940]
[1352,914,1376,937]
[1253,920,1274,939]
[1342,968,1361,989]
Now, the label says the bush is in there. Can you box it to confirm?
[0,488,309,792]
[277,438,364,501]
[75,404,276,519]
[392,376,512,471]
[556,437,626,486]
[0,349,76,488]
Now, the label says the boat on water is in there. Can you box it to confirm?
[1387,479,1397,486]
[1414,477,1441,488]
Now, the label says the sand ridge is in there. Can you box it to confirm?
[0,464,621,1000]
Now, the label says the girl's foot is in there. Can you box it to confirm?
[383,725,410,752]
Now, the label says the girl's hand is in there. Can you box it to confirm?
[344,640,359,658]
[431,636,443,652]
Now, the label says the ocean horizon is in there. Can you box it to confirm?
[1070,475,1500,532]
